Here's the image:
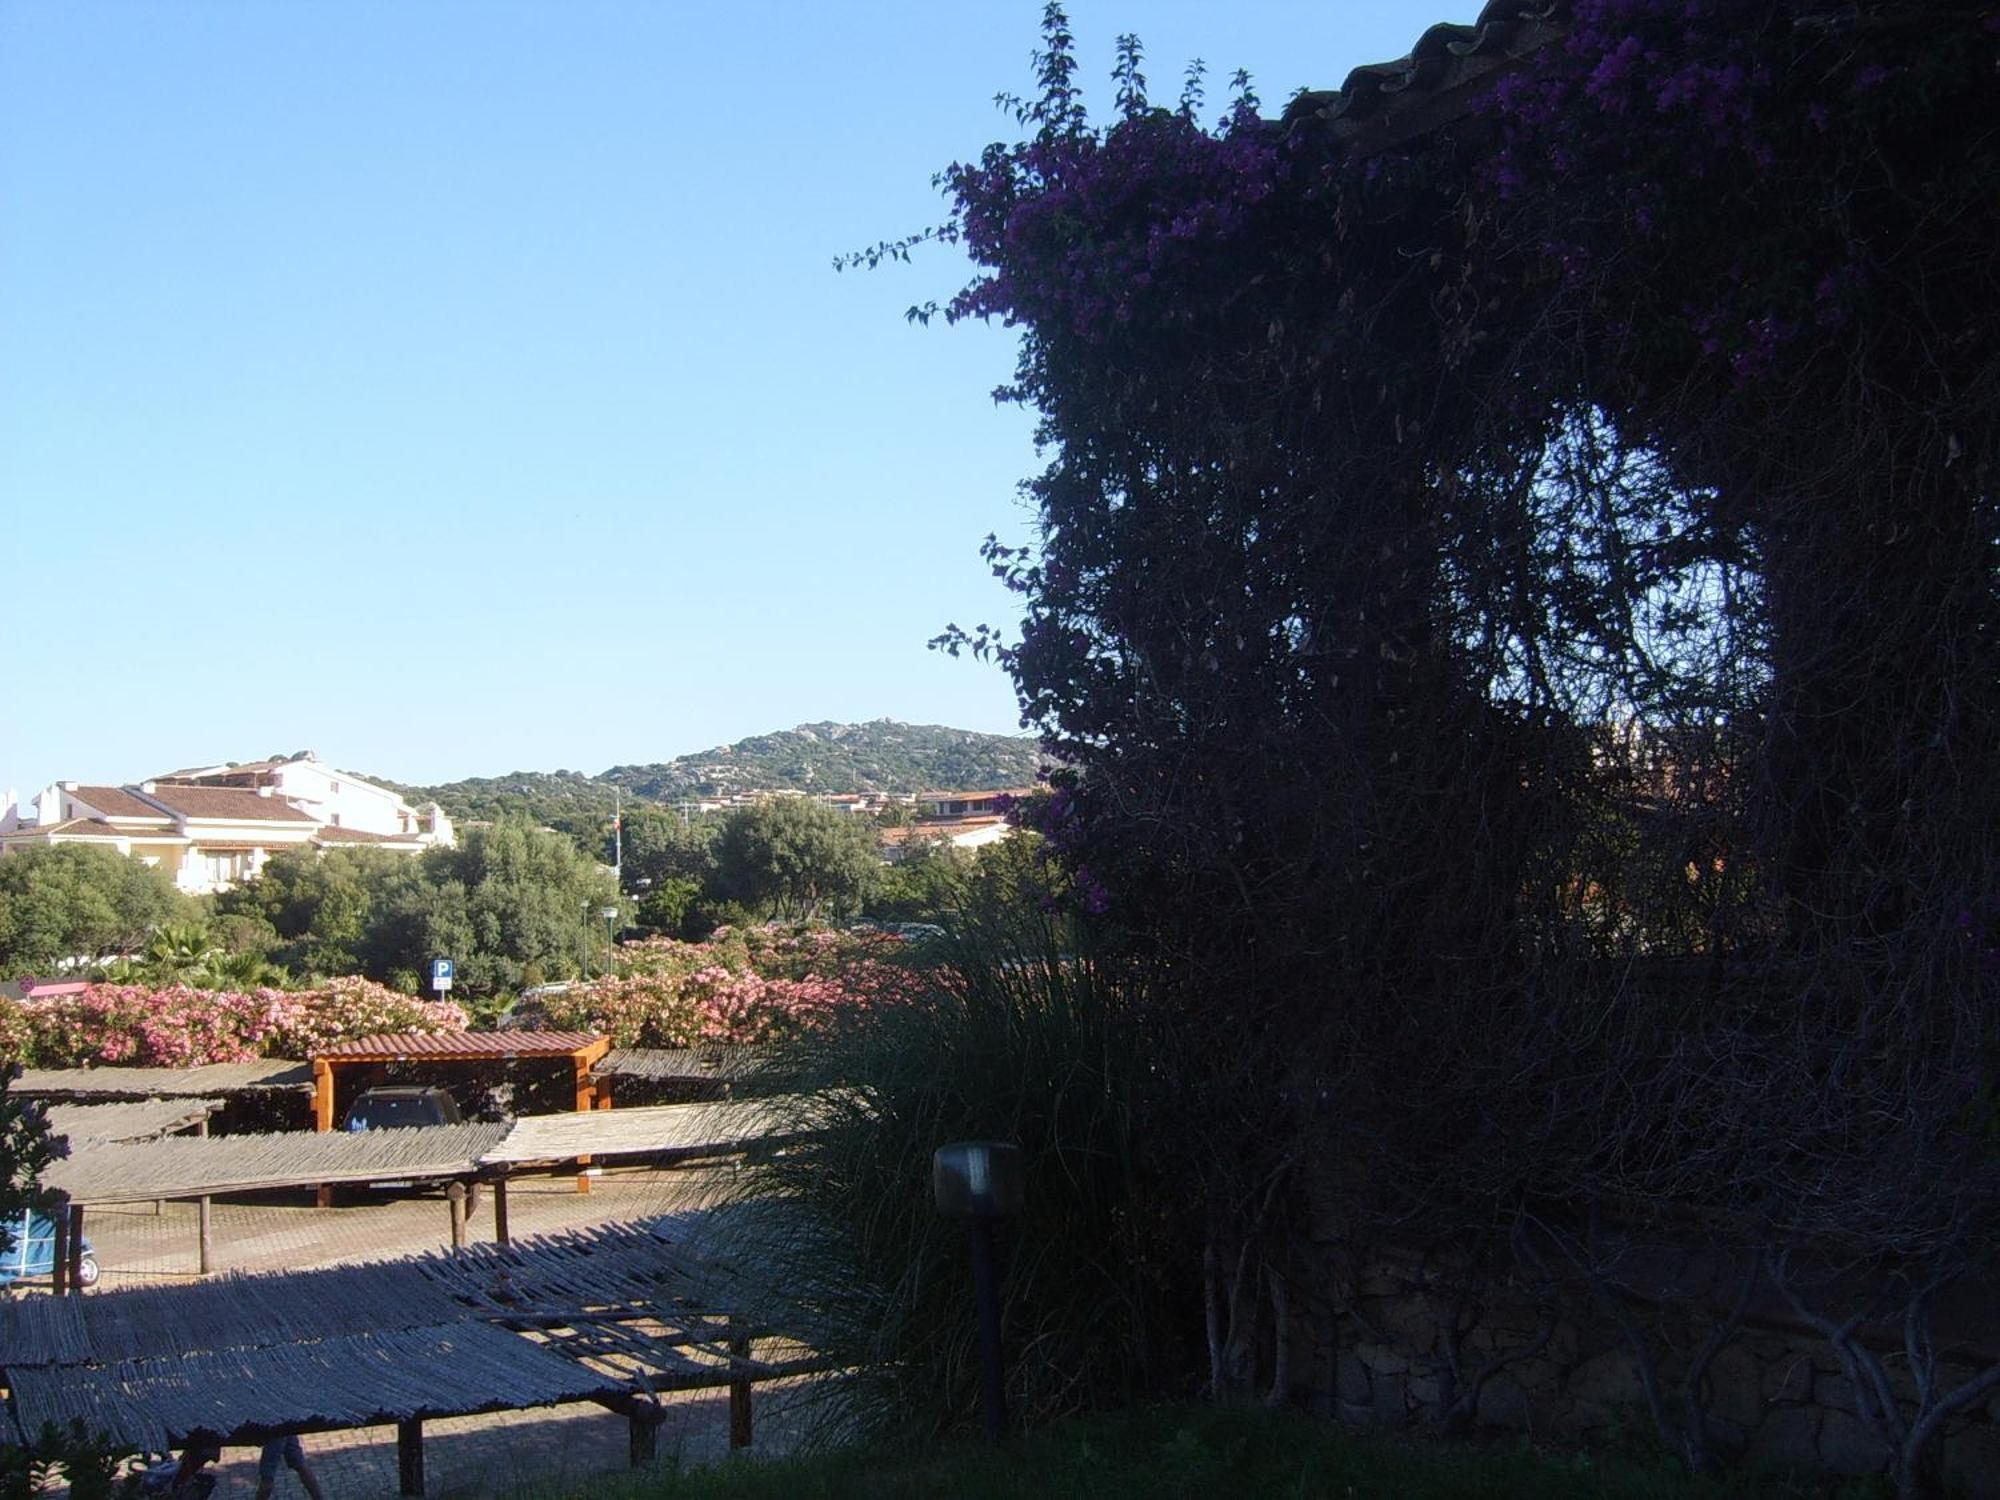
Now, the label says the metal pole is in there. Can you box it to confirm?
[967,1219,1008,1441]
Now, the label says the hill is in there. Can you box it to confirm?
[604,720,1040,800]
[400,721,1042,829]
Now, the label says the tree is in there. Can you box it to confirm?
[712,798,880,923]
[906,9,2000,1485]
[0,845,192,975]
[399,819,622,994]
[214,846,420,979]
[614,806,719,893]
[866,841,972,924]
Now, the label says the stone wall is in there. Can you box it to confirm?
[1311,1246,2000,1494]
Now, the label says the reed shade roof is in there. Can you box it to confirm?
[0,1221,771,1368]
[6,1321,614,1453]
[478,1098,799,1165]
[11,1061,314,1100]
[0,1261,468,1367]
[417,1220,723,1316]
[42,1122,509,1205]
[42,1099,221,1145]
[0,1218,821,1451]
[592,1046,762,1085]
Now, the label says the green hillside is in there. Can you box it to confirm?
[605,720,1040,800]
[401,720,1041,829]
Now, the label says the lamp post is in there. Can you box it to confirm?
[600,905,619,956]
[932,1140,1025,1441]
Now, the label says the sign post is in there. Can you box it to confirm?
[431,958,455,994]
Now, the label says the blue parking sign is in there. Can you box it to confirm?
[431,958,455,992]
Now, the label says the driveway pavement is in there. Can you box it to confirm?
[45,1163,813,1499]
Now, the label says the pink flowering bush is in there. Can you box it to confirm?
[528,926,920,1047]
[0,979,467,1068]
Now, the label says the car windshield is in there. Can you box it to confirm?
[347,1096,444,1130]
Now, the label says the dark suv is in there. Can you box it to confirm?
[343,1085,463,1131]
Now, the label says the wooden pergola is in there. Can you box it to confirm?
[311,1031,611,1200]
[311,1031,611,1129]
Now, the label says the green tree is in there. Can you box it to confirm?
[0,845,192,975]
[214,847,418,979]
[712,798,881,923]
[615,805,719,893]
[865,841,972,923]
[398,819,622,994]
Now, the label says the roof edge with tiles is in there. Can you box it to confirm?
[312,1029,609,1061]
[1280,1,1567,156]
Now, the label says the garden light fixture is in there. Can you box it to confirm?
[932,1141,1024,1440]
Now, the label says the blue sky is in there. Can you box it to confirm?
[1,1,1429,797]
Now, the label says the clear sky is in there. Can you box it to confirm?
[1,0,1430,798]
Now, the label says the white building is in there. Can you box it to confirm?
[0,753,453,894]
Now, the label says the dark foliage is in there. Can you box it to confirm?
[911,4,2000,1491]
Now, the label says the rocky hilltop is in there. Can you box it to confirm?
[401,720,1041,827]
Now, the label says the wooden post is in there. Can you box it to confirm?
[492,1171,511,1246]
[50,1200,70,1295]
[314,1059,336,1207]
[65,1204,85,1294]
[446,1182,467,1252]
[574,1057,595,1193]
[728,1333,753,1450]
[627,1400,663,1467]
[313,1059,335,1130]
[397,1418,425,1496]
[196,1116,214,1272]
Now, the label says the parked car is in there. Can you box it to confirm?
[340,1086,479,1198]
[342,1085,463,1132]
[0,1209,99,1288]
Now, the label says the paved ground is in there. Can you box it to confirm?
[45,1164,813,1499]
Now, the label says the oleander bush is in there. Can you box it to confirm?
[0,976,467,1068]
[522,926,922,1047]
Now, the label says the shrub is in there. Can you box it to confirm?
[0,978,467,1067]
[527,927,917,1047]
[706,899,1188,1442]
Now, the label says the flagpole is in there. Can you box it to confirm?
[614,788,623,893]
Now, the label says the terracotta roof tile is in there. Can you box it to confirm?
[313,1030,608,1061]
[1282,1,1565,156]
[313,826,422,845]
[137,785,316,822]
[71,785,172,820]
[1,817,131,840]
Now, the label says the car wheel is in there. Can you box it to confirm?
[77,1255,100,1288]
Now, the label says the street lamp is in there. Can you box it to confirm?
[600,905,619,955]
[932,1141,1025,1441]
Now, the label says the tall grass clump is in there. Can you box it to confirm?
[715,895,1193,1442]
